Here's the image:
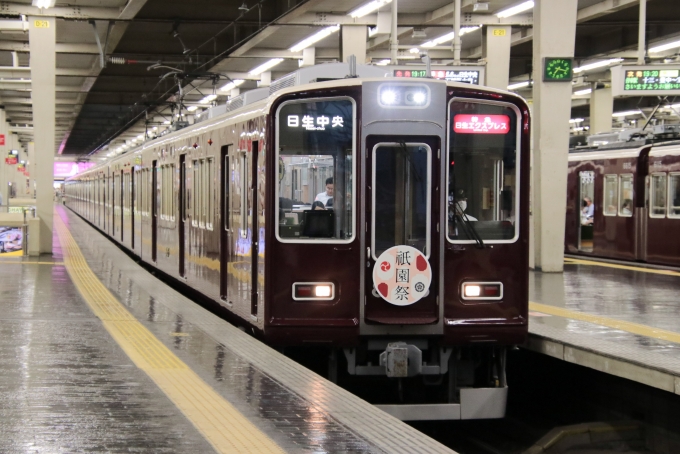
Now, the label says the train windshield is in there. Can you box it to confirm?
[276,97,355,242]
[447,100,519,243]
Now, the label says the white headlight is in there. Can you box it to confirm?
[314,285,332,297]
[464,285,481,297]
[381,90,397,105]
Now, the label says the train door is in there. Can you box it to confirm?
[179,154,186,277]
[578,171,594,252]
[364,136,440,325]
[250,141,259,317]
[131,170,135,250]
[220,146,231,301]
[151,160,158,262]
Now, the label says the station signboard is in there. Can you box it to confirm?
[392,66,484,85]
[54,162,96,178]
[612,65,680,96]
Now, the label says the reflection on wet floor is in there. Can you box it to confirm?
[530,263,680,359]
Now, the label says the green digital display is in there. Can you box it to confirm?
[543,57,573,82]
[624,69,680,91]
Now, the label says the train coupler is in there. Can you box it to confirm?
[379,342,422,377]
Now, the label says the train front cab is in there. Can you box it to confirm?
[266,80,530,419]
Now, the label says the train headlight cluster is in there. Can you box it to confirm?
[378,84,430,108]
[293,282,335,301]
[462,282,503,301]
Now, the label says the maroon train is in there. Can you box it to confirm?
[65,63,531,420]
[566,141,680,266]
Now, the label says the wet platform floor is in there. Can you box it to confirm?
[528,258,680,395]
[0,206,452,454]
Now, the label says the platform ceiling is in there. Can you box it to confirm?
[0,0,678,156]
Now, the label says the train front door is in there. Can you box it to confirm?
[579,171,594,252]
[364,136,440,325]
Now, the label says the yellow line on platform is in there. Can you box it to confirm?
[564,257,680,277]
[53,210,284,454]
[530,301,680,345]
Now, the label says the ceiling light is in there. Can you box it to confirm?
[199,94,217,104]
[187,105,198,112]
[289,25,340,52]
[507,80,531,90]
[649,39,680,54]
[496,1,534,18]
[220,79,245,91]
[137,134,144,140]
[375,59,391,66]
[569,118,584,123]
[32,0,55,8]
[612,110,641,117]
[421,27,479,48]
[249,58,284,75]
[349,0,392,19]
[573,58,623,74]
[163,120,171,124]
[409,48,420,54]
[573,88,592,96]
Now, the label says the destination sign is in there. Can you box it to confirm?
[453,114,510,134]
[277,98,354,151]
[393,68,481,85]
[612,65,680,96]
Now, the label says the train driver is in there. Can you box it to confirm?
[315,177,333,207]
[453,189,477,221]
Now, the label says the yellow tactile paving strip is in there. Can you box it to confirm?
[54,211,284,454]
[529,301,680,345]
[564,257,680,277]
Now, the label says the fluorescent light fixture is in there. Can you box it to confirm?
[496,0,534,18]
[507,80,531,90]
[612,110,642,117]
[249,58,284,75]
[32,0,55,8]
[649,39,680,53]
[569,118,584,123]
[421,27,479,48]
[349,0,392,18]
[220,79,244,91]
[409,47,420,54]
[573,88,592,96]
[573,58,623,74]
[137,134,144,140]
[289,25,340,52]
[375,59,391,66]
[187,105,198,112]
[199,94,217,104]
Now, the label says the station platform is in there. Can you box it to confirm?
[0,205,453,454]
[527,257,680,396]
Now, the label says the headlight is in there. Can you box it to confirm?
[292,282,335,301]
[378,83,430,108]
[461,282,503,300]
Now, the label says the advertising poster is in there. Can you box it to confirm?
[0,227,22,255]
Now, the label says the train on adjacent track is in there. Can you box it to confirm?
[65,63,531,420]
[566,139,680,267]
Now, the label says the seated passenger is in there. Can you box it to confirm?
[621,199,633,216]
[311,201,326,211]
[582,197,594,225]
[315,177,333,206]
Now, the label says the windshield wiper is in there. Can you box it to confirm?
[455,201,485,249]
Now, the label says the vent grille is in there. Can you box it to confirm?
[226,97,244,112]
[269,73,296,95]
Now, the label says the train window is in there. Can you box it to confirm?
[206,158,214,230]
[603,175,618,216]
[669,173,680,218]
[618,174,634,217]
[275,97,356,242]
[372,143,431,258]
[447,99,520,243]
[650,173,667,218]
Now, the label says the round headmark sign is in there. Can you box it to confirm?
[372,245,432,306]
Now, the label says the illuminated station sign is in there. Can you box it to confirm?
[612,65,680,96]
[393,68,483,85]
[453,114,510,135]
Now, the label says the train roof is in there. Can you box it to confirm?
[568,140,680,162]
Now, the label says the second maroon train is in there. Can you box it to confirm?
[565,140,680,266]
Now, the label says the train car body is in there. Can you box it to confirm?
[566,142,680,266]
[65,63,531,420]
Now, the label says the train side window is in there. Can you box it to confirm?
[224,154,230,231]
[603,175,618,216]
[650,173,667,218]
[669,173,680,218]
[275,97,356,243]
[618,174,634,217]
[193,160,200,227]
[206,158,214,230]
[170,164,176,222]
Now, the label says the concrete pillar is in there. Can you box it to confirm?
[532,0,578,272]
[29,16,56,254]
[0,109,7,205]
[301,47,315,67]
[483,25,512,89]
[589,86,613,134]
[259,71,271,87]
[341,25,367,63]
[27,141,35,197]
